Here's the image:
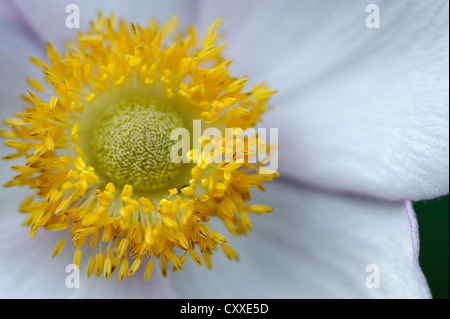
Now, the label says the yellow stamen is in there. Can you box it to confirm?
[52,238,65,257]
[1,13,278,283]
[144,259,153,282]
[74,248,82,267]
[86,256,95,278]
[118,259,129,282]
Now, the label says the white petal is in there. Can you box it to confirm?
[0,4,44,114]
[0,6,45,217]
[197,0,449,201]
[4,0,200,51]
[171,180,429,298]
[0,215,179,298]
[405,200,431,299]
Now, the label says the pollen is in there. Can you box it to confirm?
[1,13,278,282]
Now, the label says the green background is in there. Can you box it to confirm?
[415,195,449,299]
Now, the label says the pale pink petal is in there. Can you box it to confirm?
[0,4,45,217]
[4,0,200,51]
[0,215,179,298]
[197,0,449,201]
[171,180,429,298]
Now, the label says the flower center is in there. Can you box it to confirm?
[2,14,278,282]
[91,98,184,193]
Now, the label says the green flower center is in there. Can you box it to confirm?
[92,98,184,193]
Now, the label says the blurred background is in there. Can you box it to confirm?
[415,195,449,299]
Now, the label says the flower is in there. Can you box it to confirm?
[0,0,448,299]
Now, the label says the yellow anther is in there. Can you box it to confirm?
[128,258,142,277]
[177,232,189,250]
[118,259,129,282]
[74,156,86,172]
[52,238,65,257]
[181,186,195,196]
[121,184,133,199]
[4,118,25,126]
[86,92,96,104]
[104,257,112,280]
[26,77,45,91]
[80,170,99,184]
[248,204,273,214]
[74,248,82,267]
[71,123,80,136]
[105,182,115,194]
[188,249,203,266]
[144,259,153,282]
[161,215,178,229]
[55,199,70,215]
[212,232,227,243]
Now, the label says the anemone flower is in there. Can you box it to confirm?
[0,0,448,299]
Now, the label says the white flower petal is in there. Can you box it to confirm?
[0,7,45,216]
[171,180,429,298]
[0,4,44,114]
[197,0,449,201]
[3,0,200,51]
[405,200,431,299]
[0,215,179,298]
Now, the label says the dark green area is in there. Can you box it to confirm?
[415,195,449,299]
